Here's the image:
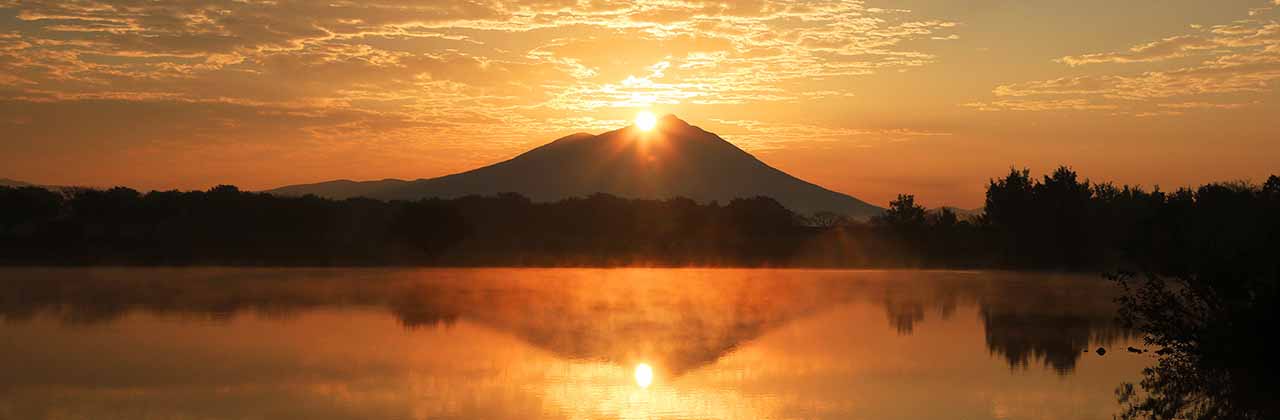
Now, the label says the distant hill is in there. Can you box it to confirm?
[0,178,33,188]
[930,206,984,221]
[267,178,410,199]
[269,115,883,219]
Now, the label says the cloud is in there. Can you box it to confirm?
[1057,35,1218,66]
[1156,101,1256,109]
[1130,110,1184,118]
[992,60,1280,100]
[0,0,958,143]
[709,118,951,150]
[992,76,1117,97]
[969,6,1280,114]
[962,99,1119,112]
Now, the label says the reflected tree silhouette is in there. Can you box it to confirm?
[1113,271,1279,420]
[982,311,1119,374]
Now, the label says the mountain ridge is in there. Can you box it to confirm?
[0,178,33,188]
[268,115,883,219]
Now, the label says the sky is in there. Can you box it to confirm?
[1,0,1278,208]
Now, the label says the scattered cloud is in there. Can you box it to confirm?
[970,6,1280,115]
[1130,110,1185,118]
[0,0,958,145]
[1157,101,1257,109]
[1057,35,1219,66]
[963,99,1119,112]
[709,118,951,150]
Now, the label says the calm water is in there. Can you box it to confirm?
[0,268,1151,420]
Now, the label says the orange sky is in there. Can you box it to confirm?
[2,0,1278,207]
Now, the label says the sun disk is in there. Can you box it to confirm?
[635,111,657,131]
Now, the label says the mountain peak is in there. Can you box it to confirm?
[658,113,689,126]
[0,178,34,187]
[653,114,701,136]
[546,132,595,145]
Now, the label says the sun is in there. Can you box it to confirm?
[634,363,654,388]
[635,111,657,131]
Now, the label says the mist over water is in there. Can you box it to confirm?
[0,268,1150,420]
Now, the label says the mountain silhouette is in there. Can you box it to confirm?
[268,115,882,218]
[929,206,984,220]
[0,178,33,188]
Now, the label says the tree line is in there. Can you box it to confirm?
[0,185,809,265]
[1,167,1276,270]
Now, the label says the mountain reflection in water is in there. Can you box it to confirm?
[0,268,1149,420]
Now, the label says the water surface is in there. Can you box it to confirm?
[0,268,1150,419]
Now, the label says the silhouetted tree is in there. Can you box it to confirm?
[1111,175,1280,420]
[983,168,1037,266]
[0,187,62,231]
[391,200,468,258]
[984,168,1035,230]
[1264,175,1280,196]
[874,194,927,230]
[1035,166,1093,267]
[928,207,959,229]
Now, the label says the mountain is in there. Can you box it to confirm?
[0,178,33,187]
[269,115,882,218]
[930,206,984,221]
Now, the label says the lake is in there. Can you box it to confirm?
[0,268,1151,420]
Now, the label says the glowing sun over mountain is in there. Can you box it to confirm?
[267,115,883,219]
[635,111,658,131]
